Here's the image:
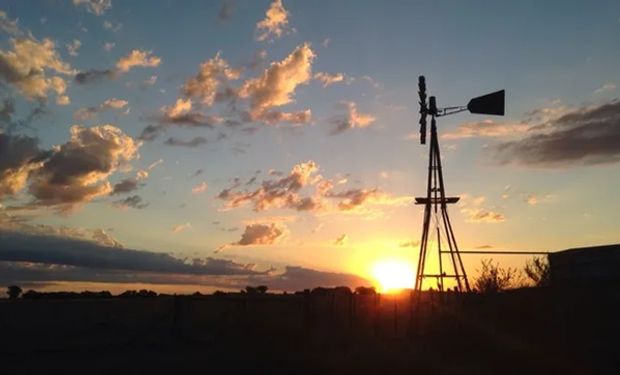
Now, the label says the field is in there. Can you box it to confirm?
[1,287,617,374]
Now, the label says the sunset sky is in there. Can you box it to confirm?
[1,0,619,293]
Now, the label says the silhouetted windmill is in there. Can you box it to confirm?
[415,76,504,292]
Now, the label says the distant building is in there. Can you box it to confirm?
[549,244,620,287]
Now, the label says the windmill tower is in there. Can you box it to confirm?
[415,76,505,292]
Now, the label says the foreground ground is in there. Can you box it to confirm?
[0,287,617,374]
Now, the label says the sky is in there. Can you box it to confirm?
[1,0,619,294]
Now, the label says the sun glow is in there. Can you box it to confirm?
[372,260,415,293]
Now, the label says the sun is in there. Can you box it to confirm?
[372,260,415,293]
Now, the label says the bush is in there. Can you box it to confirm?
[524,256,550,287]
[7,285,22,299]
[474,259,523,293]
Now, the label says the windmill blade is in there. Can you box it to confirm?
[418,76,428,144]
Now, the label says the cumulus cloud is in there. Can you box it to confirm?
[191,181,208,194]
[314,72,344,87]
[182,53,240,106]
[0,38,73,102]
[26,125,140,210]
[0,10,21,36]
[330,101,376,135]
[75,49,161,84]
[72,0,111,16]
[0,133,42,199]
[116,49,161,73]
[238,43,314,121]
[459,195,505,223]
[235,223,284,245]
[256,0,290,41]
[217,160,411,215]
[66,39,81,57]
[156,98,223,128]
[334,233,347,246]
[91,228,123,247]
[494,100,620,167]
[73,97,129,120]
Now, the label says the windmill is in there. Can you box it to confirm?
[415,76,505,292]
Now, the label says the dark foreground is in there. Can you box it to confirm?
[1,287,618,374]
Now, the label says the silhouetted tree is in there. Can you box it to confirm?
[524,256,550,287]
[245,286,257,294]
[256,285,268,294]
[474,259,523,293]
[355,286,376,295]
[7,285,22,299]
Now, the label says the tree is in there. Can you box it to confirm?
[474,259,523,293]
[524,256,550,287]
[7,285,22,299]
[256,285,268,294]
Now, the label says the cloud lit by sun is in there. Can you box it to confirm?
[372,260,415,293]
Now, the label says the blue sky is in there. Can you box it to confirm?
[1,0,619,293]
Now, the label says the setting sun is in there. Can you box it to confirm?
[372,260,415,293]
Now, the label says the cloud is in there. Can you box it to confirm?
[103,42,115,51]
[73,97,129,120]
[238,43,314,121]
[249,266,370,291]
[66,39,81,57]
[155,98,223,128]
[218,160,321,212]
[218,0,235,21]
[256,0,290,41]
[91,228,123,248]
[235,223,284,245]
[0,133,42,199]
[26,125,140,210]
[218,160,411,215]
[330,101,376,135]
[182,52,240,106]
[334,234,347,246]
[164,136,208,147]
[0,38,73,102]
[0,229,257,276]
[171,222,191,234]
[399,240,420,248]
[191,181,208,194]
[111,178,140,195]
[594,82,616,94]
[0,10,21,36]
[494,100,620,167]
[459,195,505,223]
[257,109,312,125]
[75,49,161,84]
[74,68,115,84]
[103,20,122,33]
[442,119,531,140]
[113,195,148,209]
[314,72,344,87]
[72,0,111,16]
[116,49,161,73]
